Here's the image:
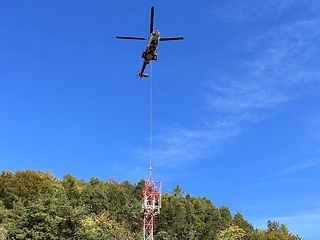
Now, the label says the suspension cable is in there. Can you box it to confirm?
[149,62,153,179]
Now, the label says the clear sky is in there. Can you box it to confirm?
[0,0,319,239]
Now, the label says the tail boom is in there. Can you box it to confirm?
[138,60,149,79]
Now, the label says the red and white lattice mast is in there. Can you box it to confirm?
[142,168,162,240]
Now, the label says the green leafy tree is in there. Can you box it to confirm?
[218,225,245,240]
[219,206,232,225]
[0,171,302,240]
[156,230,171,240]
[255,220,301,240]
[232,213,254,233]
[0,226,7,240]
[76,213,135,240]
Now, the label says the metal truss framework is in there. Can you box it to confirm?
[142,179,162,240]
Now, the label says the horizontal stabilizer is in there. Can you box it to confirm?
[138,72,149,78]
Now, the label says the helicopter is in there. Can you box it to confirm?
[116,6,184,78]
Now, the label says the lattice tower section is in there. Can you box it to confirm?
[142,179,162,240]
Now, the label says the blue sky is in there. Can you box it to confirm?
[0,0,320,239]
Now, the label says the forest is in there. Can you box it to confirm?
[0,171,301,240]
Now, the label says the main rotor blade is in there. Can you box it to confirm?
[160,37,184,41]
[150,6,154,34]
[116,36,146,40]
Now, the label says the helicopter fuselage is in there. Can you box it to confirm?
[142,30,160,61]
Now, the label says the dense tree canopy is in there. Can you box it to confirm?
[0,171,300,240]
